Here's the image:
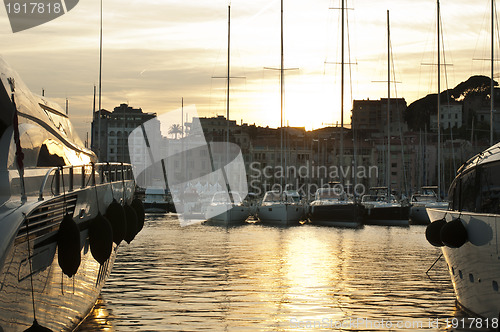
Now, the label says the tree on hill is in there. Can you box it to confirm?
[405,75,497,131]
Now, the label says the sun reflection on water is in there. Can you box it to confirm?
[78,217,460,331]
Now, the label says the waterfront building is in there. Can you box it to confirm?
[91,103,157,162]
[351,98,407,138]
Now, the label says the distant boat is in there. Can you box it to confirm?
[361,12,409,227]
[204,191,249,226]
[313,0,363,228]
[204,5,251,227]
[257,190,304,226]
[257,0,304,226]
[409,186,447,224]
[361,187,410,226]
[309,185,362,228]
[143,187,173,213]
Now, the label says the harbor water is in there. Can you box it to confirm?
[77,214,463,331]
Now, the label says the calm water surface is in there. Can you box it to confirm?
[77,214,466,331]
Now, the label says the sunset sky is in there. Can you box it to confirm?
[0,0,497,139]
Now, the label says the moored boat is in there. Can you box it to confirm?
[426,143,500,320]
[409,186,448,224]
[204,191,249,226]
[0,57,142,331]
[361,187,410,226]
[143,187,173,213]
[257,190,304,226]
[309,187,362,228]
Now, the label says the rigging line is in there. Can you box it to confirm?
[426,253,443,275]
[390,32,409,197]
[25,212,37,323]
[440,11,458,182]
[496,1,500,63]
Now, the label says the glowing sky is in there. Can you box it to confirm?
[0,0,497,140]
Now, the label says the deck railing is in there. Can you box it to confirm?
[38,162,134,201]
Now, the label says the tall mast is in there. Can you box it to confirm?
[387,10,391,196]
[491,0,495,146]
[97,0,103,159]
[340,0,344,182]
[227,4,231,146]
[280,0,284,190]
[437,0,441,198]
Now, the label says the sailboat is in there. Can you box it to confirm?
[425,0,500,320]
[205,5,249,226]
[309,0,362,228]
[257,0,304,226]
[361,10,409,226]
[411,0,450,225]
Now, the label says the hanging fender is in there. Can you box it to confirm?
[88,212,113,265]
[57,213,81,278]
[105,199,127,245]
[425,218,447,247]
[124,204,138,244]
[131,198,145,233]
[440,218,468,248]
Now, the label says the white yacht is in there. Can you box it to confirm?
[426,143,500,320]
[257,190,304,226]
[361,187,410,226]
[409,186,448,224]
[0,57,141,331]
[204,191,249,226]
[309,187,362,228]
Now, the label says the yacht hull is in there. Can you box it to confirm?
[410,202,448,225]
[205,205,249,226]
[257,203,304,226]
[143,201,172,213]
[363,205,410,226]
[427,208,500,319]
[309,204,363,228]
[0,179,135,332]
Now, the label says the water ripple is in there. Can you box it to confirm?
[78,217,462,331]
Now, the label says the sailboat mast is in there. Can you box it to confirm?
[227,4,231,146]
[387,10,391,196]
[280,0,284,190]
[97,0,103,159]
[340,0,344,182]
[437,0,441,198]
[491,0,494,146]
